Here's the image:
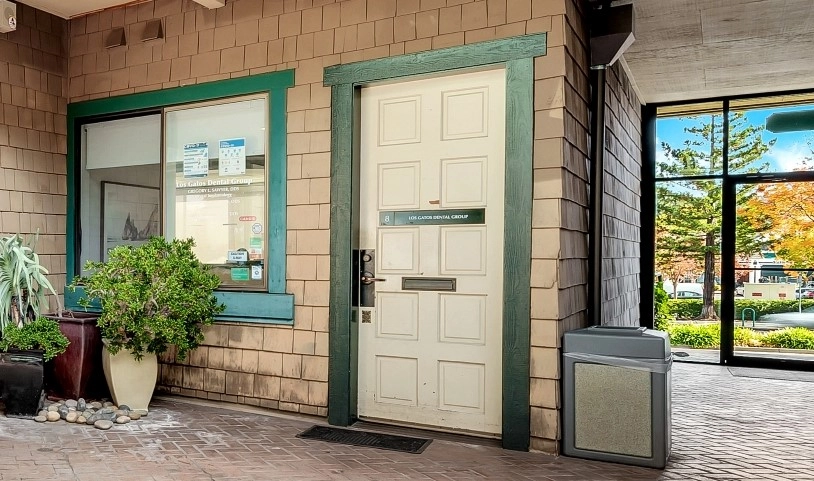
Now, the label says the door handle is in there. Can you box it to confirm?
[361,272,386,284]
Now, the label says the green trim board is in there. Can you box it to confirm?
[66,71,295,323]
[327,35,542,450]
[324,33,547,86]
[327,84,355,426]
[501,58,534,451]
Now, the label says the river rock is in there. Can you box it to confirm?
[38,410,47,417]
[58,406,70,420]
[82,410,94,418]
[46,411,60,422]
[114,409,128,417]
[94,420,113,430]
[47,405,59,412]
[65,399,78,408]
[34,416,47,423]
[128,412,141,420]
[99,407,114,415]
[116,416,130,424]
[90,402,103,409]
[77,416,86,424]
[102,401,114,408]
[66,412,79,423]
[118,405,131,411]
[77,398,86,411]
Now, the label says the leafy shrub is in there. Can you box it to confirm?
[667,299,704,319]
[667,323,765,349]
[0,233,59,335]
[734,299,814,318]
[653,283,672,331]
[667,299,814,320]
[667,323,720,349]
[0,317,69,361]
[77,237,224,361]
[734,327,762,347]
[762,328,814,350]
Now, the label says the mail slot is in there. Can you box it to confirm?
[401,277,456,291]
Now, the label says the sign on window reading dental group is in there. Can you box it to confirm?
[173,137,264,287]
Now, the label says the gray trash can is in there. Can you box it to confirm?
[562,326,671,469]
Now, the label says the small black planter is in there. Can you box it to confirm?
[0,349,45,417]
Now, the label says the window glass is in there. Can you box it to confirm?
[163,96,268,290]
[656,102,724,178]
[79,114,161,273]
[729,94,814,174]
[655,179,722,362]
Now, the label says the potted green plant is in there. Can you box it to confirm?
[76,236,224,411]
[0,233,68,416]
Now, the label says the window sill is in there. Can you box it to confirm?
[64,287,294,324]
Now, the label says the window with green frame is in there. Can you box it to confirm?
[66,71,295,324]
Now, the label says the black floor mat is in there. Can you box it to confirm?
[297,425,432,454]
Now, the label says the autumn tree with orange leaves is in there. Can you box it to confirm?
[743,178,814,268]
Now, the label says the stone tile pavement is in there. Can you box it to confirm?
[0,362,812,480]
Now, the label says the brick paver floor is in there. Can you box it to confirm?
[1,362,812,480]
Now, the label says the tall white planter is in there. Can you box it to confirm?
[101,341,158,412]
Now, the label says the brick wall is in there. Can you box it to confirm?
[0,5,69,302]
[65,0,593,453]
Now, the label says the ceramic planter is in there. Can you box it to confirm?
[101,342,157,412]
[45,311,107,399]
[0,349,44,417]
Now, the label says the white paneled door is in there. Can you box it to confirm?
[358,68,506,435]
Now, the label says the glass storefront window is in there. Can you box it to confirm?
[655,102,724,178]
[729,94,814,174]
[79,95,269,291]
[80,114,161,274]
[164,95,269,290]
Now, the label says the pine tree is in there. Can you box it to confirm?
[656,113,773,319]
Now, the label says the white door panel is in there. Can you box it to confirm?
[358,68,506,435]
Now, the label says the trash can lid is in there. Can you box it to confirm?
[563,326,670,360]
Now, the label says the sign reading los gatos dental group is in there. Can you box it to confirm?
[379,208,486,226]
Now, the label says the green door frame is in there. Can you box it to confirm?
[324,33,545,451]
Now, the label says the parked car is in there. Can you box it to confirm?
[671,290,703,299]
[794,288,814,299]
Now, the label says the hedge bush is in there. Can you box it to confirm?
[667,323,721,349]
[667,323,814,350]
[762,328,814,350]
[667,299,814,320]
[653,283,672,331]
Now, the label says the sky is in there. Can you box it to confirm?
[656,103,814,176]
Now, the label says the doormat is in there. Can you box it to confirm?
[728,367,814,383]
[297,425,432,454]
